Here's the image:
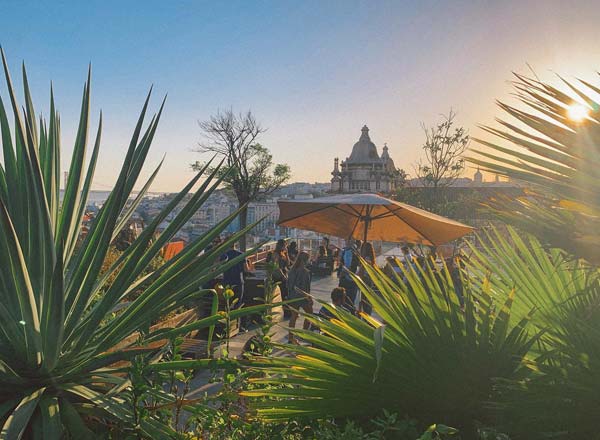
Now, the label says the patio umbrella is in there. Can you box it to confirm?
[277,193,473,245]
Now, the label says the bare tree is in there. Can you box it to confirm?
[192,110,290,251]
[415,110,469,188]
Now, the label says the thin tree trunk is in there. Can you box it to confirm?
[238,204,248,252]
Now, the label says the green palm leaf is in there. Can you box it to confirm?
[245,251,539,434]
[468,72,600,264]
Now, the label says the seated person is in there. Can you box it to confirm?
[383,256,403,279]
[310,245,330,270]
[321,237,331,256]
[318,287,356,320]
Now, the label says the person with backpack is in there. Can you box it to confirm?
[338,238,361,311]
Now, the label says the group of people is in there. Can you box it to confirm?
[270,236,383,343]
[336,238,381,314]
[266,237,337,343]
[212,234,465,342]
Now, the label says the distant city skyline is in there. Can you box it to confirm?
[2,0,600,191]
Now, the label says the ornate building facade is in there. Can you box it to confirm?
[331,125,401,194]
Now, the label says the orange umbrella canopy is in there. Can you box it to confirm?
[277,193,473,246]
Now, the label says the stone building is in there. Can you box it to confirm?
[330,125,401,193]
[473,167,483,185]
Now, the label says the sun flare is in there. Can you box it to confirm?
[567,103,589,122]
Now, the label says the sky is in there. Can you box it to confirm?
[2,0,600,192]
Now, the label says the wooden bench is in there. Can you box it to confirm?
[179,338,211,359]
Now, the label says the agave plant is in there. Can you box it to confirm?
[0,50,259,438]
[468,72,600,265]
[243,254,539,436]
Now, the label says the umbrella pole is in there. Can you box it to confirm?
[362,206,372,243]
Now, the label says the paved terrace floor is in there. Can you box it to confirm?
[185,273,340,399]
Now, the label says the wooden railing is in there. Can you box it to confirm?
[246,249,271,266]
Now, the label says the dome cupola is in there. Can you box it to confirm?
[347,125,380,163]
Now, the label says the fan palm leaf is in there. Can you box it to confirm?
[244,252,539,435]
[468,72,600,264]
[469,230,600,439]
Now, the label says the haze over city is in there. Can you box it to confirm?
[4,0,600,437]
[2,0,600,191]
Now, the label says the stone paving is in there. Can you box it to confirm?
[185,273,340,399]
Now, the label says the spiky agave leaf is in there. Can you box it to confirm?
[0,49,260,439]
[243,251,539,435]
[468,72,600,264]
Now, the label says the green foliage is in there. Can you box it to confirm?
[192,109,291,250]
[394,187,489,222]
[416,110,469,188]
[467,71,600,437]
[468,73,600,265]
[0,50,261,438]
[192,143,290,203]
[192,401,436,440]
[243,251,538,435]
[418,424,459,440]
[468,228,600,439]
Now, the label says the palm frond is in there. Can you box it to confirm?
[468,72,600,264]
[244,251,538,434]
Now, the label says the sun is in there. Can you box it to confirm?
[567,103,590,122]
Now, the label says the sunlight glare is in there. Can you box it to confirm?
[567,103,589,122]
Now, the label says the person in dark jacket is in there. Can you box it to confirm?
[220,240,249,330]
[272,239,290,299]
[357,241,377,315]
[318,287,356,320]
[287,251,313,343]
[338,238,360,309]
[287,241,299,263]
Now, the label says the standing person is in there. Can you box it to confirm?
[338,238,360,310]
[287,241,299,263]
[315,245,328,263]
[321,237,331,256]
[358,241,377,315]
[271,239,290,300]
[401,245,412,264]
[220,239,250,330]
[287,251,313,343]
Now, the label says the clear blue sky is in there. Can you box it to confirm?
[2,0,600,191]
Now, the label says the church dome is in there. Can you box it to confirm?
[347,125,380,163]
